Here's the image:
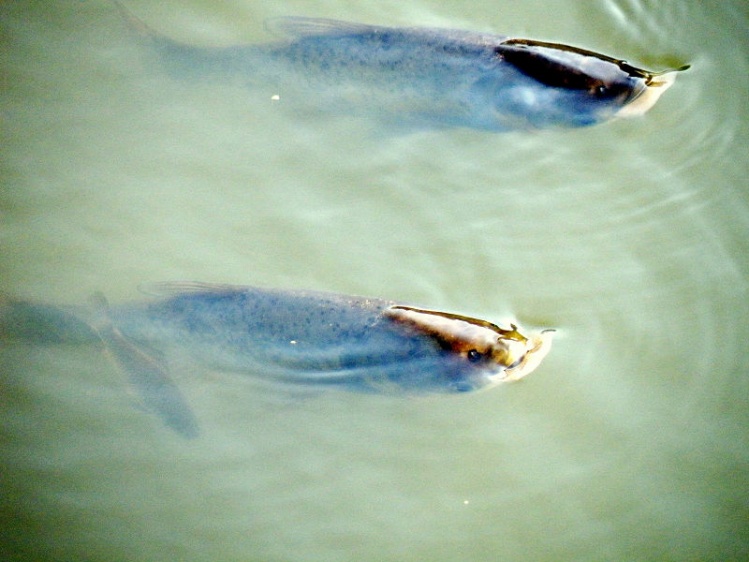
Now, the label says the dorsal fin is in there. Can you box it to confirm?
[264,17,378,39]
[138,281,248,297]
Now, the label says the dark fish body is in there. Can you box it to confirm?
[1,283,553,436]
[91,282,552,393]
[118,6,686,131]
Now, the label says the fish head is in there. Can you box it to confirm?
[489,39,688,128]
[384,305,554,390]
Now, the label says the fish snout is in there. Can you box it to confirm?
[616,67,685,117]
[500,328,555,382]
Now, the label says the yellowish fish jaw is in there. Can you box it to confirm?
[500,329,555,382]
[617,69,681,118]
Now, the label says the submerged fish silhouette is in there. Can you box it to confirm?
[1,283,554,436]
[116,3,687,131]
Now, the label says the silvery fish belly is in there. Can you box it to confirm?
[119,5,687,131]
[1,283,554,437]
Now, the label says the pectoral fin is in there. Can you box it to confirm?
[89,294,199,439]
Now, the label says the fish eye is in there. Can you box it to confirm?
[466,349,483,363]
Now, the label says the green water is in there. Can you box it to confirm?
[2,0,748,560]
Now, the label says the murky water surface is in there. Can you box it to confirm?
[2,1,748,560]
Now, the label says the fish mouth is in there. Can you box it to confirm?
[616,66,687,117]
[501,329,555,382]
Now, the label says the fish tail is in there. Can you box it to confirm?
[112,1,188,55]
[0,295,98,344]
[112,0,161,42]
[88,294,200,439]
[1,293,199,438]
[112,0,237,78]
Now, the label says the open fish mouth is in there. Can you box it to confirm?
[501,329,555,383]
[616,68,686,117]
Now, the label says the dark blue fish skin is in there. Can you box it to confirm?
[1,283,553,436]
[117,8,682,131]
[109,285,490,394]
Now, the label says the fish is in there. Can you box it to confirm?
[115,3,688,131]
[1,282,554,436]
